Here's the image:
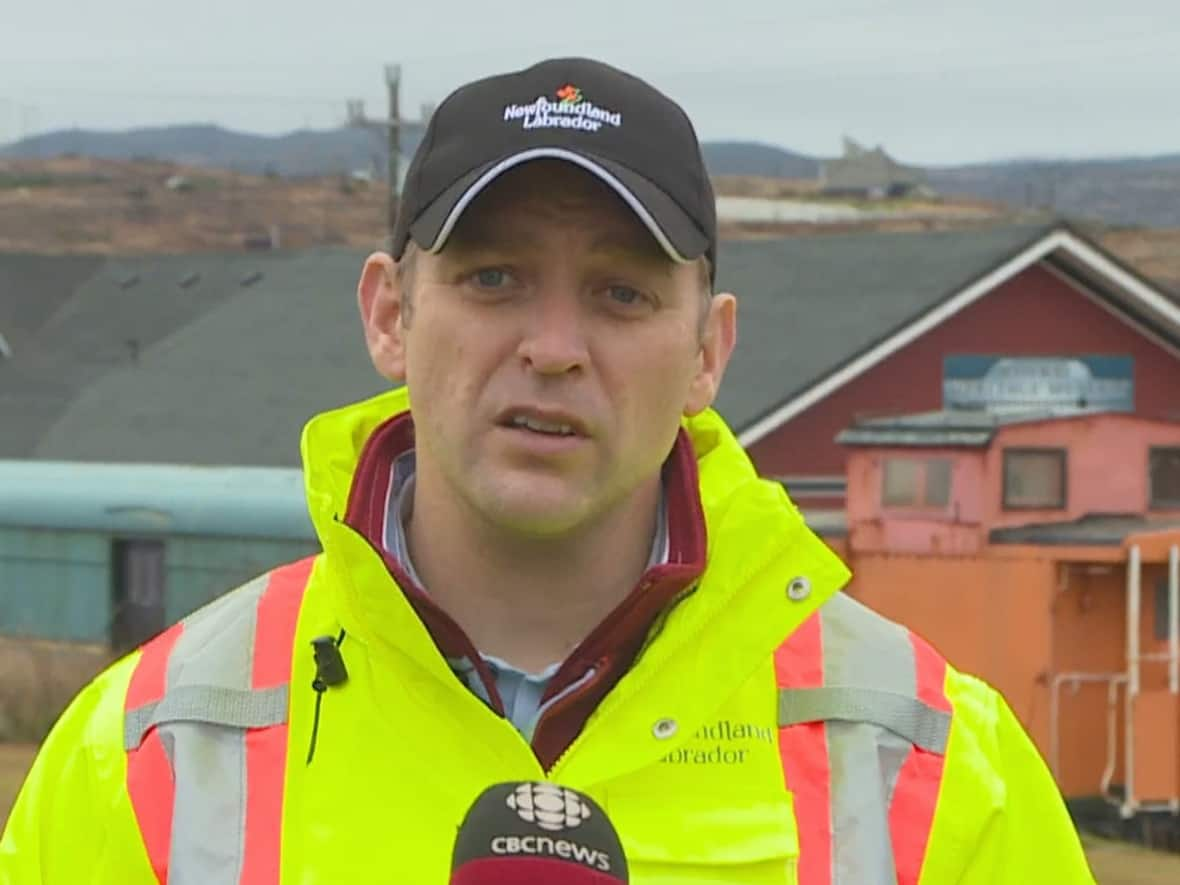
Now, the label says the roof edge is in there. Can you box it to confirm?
[738,223,1180,448]
[738,224,1063,446]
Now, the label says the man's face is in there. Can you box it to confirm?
[364,160,735,537]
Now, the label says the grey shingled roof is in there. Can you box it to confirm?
[835,406,1114,448]
[0,252,300,458]
[2,224,1059,466]
[0,254,104,354]
[990,514,1180,546]
[31,250,388,466]
[711,224,1052,431]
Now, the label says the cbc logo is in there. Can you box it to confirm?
[506,783,591,832]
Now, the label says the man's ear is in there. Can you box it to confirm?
[357,251,408,382]
[684,292,737,417]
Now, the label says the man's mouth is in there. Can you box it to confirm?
[508,415,577,436]
[497,407,589,439]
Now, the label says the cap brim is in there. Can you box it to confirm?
[408,147,709,264]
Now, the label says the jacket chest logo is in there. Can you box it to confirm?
[660,719,776,767]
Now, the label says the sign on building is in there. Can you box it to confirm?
[943,355,1134,412]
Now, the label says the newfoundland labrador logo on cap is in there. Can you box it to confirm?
[503,83,622,132]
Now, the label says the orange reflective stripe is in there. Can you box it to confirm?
[125,622,184,710]
[774,608,824,688]
[252,558,312,690]
[889,747,946,885]
[126,729,176,881]
[889,632,950,885]
[241,557,314,884]
[124,622,184,881]
[774,612,832,885]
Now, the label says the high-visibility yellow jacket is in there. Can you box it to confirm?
[0,388,1095,883]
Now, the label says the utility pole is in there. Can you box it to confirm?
[346,64,405,250]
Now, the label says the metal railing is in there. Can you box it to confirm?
[1048,671,1127,808]
[1047,542,1180,819]
[1121,542,1180,818]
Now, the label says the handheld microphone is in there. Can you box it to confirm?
[450,781,629,883]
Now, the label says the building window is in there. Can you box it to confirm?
[883,458,921,506]
[1003,449,1066,510]
[1156,578,1176,642]
[1149,447,1180,509]
[111,539,167,652]
[925,459,952,507]
[882,457,952,508]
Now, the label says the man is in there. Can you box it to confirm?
[1,57,1094,883]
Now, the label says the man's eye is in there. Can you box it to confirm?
[607,285,644,305]
[473,268,510,288]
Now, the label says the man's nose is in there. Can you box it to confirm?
[516,289,589,375]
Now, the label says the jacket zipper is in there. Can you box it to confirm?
[541,660,611,776]
[535,664,601,722]
[545,585,700,775]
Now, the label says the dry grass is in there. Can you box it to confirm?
[713,175,822,199]
[1084,833,1180,884]
[0,637,110,743]
[0,743,36,831]
[0,156,387,254]
[1099,228,1180,294]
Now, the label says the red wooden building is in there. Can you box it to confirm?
[712,224,1180,509]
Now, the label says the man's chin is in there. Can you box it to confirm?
[483,503,591,538]
[474,484,595,538]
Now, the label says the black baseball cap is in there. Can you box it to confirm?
[391,57,717,280]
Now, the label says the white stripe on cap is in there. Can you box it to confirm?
[427,147,693,264]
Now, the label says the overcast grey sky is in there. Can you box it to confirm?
[3,0,1178,164]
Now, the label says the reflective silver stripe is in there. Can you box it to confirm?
[124,684,290,751]
[125,575,272,744]
[777,687,950,754]
[122,571,279,883]
[165,572,271,882]
[822,594,915,693]
[802,594,948,884]
[828,722,906,885]
[877,728,913,820]
[163,720,248,885]
[165,572,270,695]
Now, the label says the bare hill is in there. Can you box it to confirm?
[0,156,387,254]
[0,124,426,178]
[0,156,1176,295]
[5,125,1180,227]
[701,141,820,179]
[928,155,1180,228]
